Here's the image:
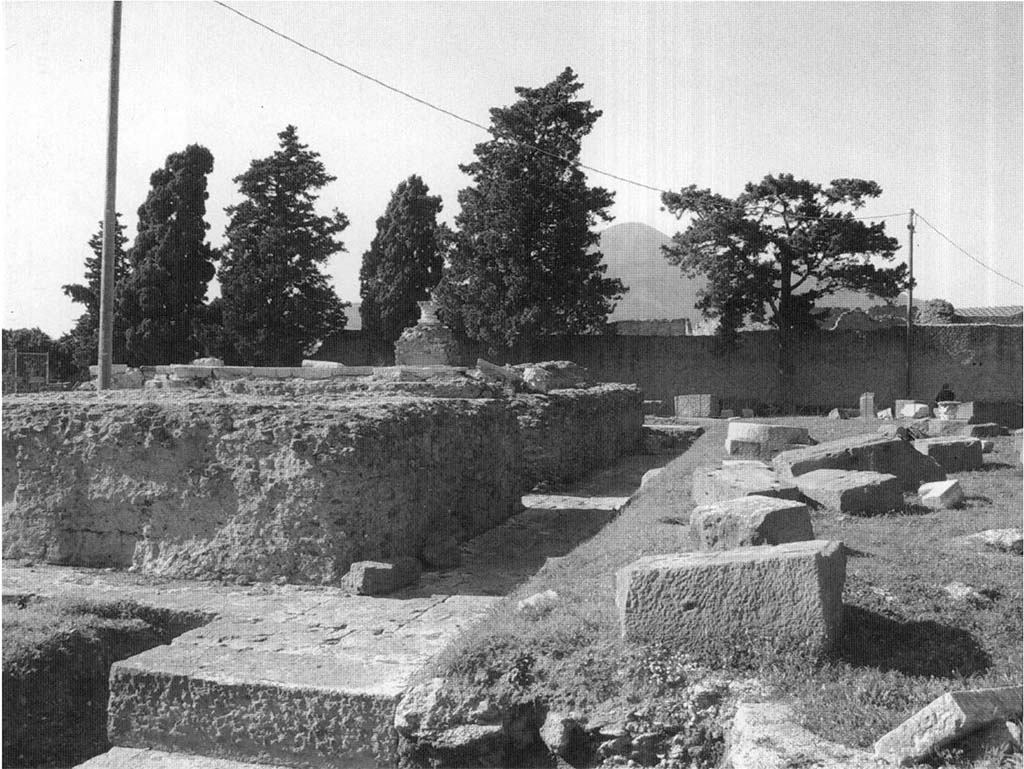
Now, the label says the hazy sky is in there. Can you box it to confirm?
[4,1,1022,337]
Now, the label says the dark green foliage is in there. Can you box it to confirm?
[61,216,130,373]
[917,298,956,324]
[219,126,349,366]
[1,327,76,384]
[662,174,909,343]
[436,68,625,353]
[359,175,448,346]
[117,145,219,365]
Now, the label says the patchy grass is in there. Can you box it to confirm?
[3,597,211,768]
[425,418,1022,759]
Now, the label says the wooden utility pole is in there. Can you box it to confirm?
[905,208,915,397]
[97,1,122,390]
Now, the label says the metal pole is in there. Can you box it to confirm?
[905,208,915,397]
[97,1,122,390]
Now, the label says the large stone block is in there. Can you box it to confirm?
[874,686,1023,766]
[616,540,845,655]
[689,495,813,550]
[918,479,965,509]
[912,437,984,472]
[899,402,931,419]
[773,434,945,491]
[674,394,719,418]
[691,464,801,506]
[724,422,813,459]
[794,469,902,514]
[964,422,1003,438]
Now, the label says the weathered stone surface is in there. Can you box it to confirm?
[859,392,875,420]
[873,686,1023,766]
[773,434,945,491]
[616,540,845,654]
[828,408,846,420]
[899,402,931,419]
[517,590,559,618]
[965,422,1003,438]
[912,437,984,472]
[918,479,965,509]
[539,711,582,758]
[724,422,813,459]
[519,361,593,393]
[76,747,290,769]
[794,469,902,514]
[965,528,1024,554]
[691,464,801,506]
[342,558,422,595]
[394,322,460,366]
[674,394,719,418]
[641,423,704,454]
[640,468,665,487]
[689,495,813,551]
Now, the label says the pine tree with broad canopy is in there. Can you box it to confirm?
[436,67,625,354]
[359,175,448,346]
[219,126,349,366]
[117,144,219,365]
[661,174,909,343]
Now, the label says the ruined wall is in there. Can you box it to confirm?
[3,386,641,583]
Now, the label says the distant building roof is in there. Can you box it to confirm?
[952,305,1023,318]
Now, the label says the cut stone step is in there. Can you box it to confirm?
[912,437,984,472]
[77,747,291,769]
[691,464,802,507]
[794,469,902,514]
[690,495,813,551]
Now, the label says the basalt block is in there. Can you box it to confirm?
[773,434,945,491]
[691,464,801,506]
[912,437,984,473]
[689,495,814,550]
[616,540,845,655]
[794,469,902,514]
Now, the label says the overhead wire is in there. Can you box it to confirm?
[915,212,1023,289]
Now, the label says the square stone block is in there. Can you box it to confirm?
[965,423,1002,438]
[689,494,813,550]
[918,479,965,509]
[725,422,812,459]
[691,465,802,507]
[912,437,984,472]
[616,540,845,655]
[898,402,932,419]
[794,469,902,514]
[673,394,719,418]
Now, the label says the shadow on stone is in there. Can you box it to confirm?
[836,605,992,678]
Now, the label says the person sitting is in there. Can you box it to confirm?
[935,383,956,402]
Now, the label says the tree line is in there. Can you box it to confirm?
[7,67,913,381]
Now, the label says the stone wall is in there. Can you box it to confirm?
[2,386,641,583]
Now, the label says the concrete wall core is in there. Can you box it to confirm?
[3,385,641,583]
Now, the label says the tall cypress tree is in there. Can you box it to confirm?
[117,144,219,365]
[219,126,349,366]
[359,175,447,346]
[436,67,625,353]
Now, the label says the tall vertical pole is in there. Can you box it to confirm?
[905,208,915,397]
[97,1,122,390]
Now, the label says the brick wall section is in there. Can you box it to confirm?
[2,386,641,583]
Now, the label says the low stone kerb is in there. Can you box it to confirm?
[616,540,845,655]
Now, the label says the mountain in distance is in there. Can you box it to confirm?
[597,222,706,324]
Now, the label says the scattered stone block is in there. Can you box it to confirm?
[724,422,813,459]
[773,434,945,491]
[794,469,902,514]
[191,357,224,366]
[912,437,983,472]
[642,400,666,416]
[859,392,876,420]
[965,422,1003,438]
[827,408,846,420]
[720,409,735,419]
[877,408,893,420]
[674,394,719,418]
[689,495,814,550]
[965,529,1023,554]
[517,590,559,618]
[691,465,802,506]
[981,439,995,453]
[342,558,422,596]
[616,540,845,654]
[873,686,1023,766]
[741,408,755,418]
[922,418,971,437]
[899,402,931,419]
[943,581,991,605]
[918,479,965,509]
[521,361,592,393]
[935,400,962,420]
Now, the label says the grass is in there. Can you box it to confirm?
[423,418,1022,761]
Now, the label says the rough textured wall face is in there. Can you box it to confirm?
[2,394,521,583]
[3,385,642,583]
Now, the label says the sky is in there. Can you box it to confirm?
[4,1,1022,338]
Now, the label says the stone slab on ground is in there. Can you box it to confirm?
[918,479,966,510]
[76,747,291,769]
[616,540,845,654]
[689,495,814,550]
[691,464,802,506]
[912,437,984,472]
[724,701,879,769]
[794,469,902,514]
[724,422,812,460]
[873,686,1023,766]
[773,434,945,491]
